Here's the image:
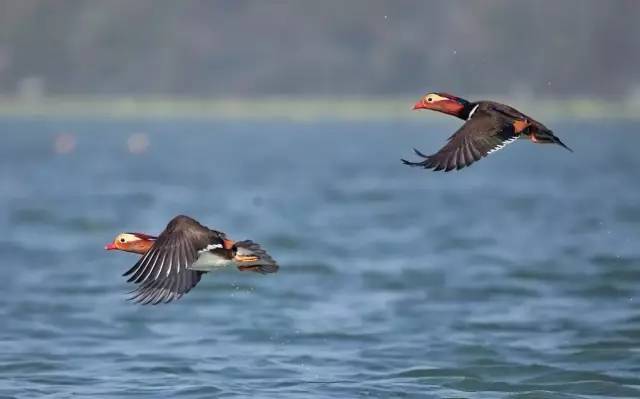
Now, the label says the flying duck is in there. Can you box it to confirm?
[402,92,572,171]
[105,215,278,305]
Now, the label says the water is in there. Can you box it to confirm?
[0,117,639,398]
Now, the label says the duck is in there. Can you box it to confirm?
[402,92,572,171]
[105,215,278,305]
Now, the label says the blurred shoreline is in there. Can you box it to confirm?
[0,95,638,122]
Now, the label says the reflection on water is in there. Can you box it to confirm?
[0,118,638,398]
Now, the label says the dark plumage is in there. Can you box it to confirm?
[107,215,278,305]
[403,93,572,172]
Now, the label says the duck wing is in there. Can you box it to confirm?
[122,215,222,304]
[402,111,523,172]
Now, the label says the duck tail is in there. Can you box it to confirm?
[553,136,573,152]
[533,129,573,152]
[233,240,279,274]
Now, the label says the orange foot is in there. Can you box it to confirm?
[235,255,259,263]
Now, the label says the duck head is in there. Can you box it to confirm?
[413,92,472,120]
[105,232,156,254]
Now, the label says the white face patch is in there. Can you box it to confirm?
[116,233,140,244]
[487,136,519,155]
[424,93,450,104]
[467,104,479,120]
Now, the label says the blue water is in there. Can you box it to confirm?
[0,117,639,398]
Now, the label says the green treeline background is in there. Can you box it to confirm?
[0,0,638,100]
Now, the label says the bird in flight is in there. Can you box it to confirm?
[105,215,278,305]
[402,92,572,172]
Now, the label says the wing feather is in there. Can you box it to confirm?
[456,144,467,170]
[403,111,519,172]
[122,220,209,304]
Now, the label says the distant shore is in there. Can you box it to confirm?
[0,96,637,121]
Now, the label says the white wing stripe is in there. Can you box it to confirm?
[154,253,167,280]
[487,136,519,155]
[143,249,162,282]
[136,247,158,282]
[197,243,223,254]
[132,246,155,278]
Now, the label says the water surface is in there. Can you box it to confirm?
[0,118,638,398]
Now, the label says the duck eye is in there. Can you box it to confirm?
[427,97,433,102]
[119,238,125,243]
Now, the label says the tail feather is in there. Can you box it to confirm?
[233,240,278,274]
[553,136,573,152]
[535,129,573,152]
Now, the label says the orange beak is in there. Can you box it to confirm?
[412,100,427,110]
[105,243,117,250]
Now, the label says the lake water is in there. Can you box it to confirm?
[0,117,639,398]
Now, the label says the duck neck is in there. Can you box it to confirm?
[125,239,155,254]
[456,100,476,120]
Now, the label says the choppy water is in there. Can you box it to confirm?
[0,117,639,398]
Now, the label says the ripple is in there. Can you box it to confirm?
[1,119,639,398]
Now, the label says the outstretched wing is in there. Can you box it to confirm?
[122,218,217,304]
[128,271,204,305]
[402,112,521,171]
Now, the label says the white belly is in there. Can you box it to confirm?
[189,252,235,271]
